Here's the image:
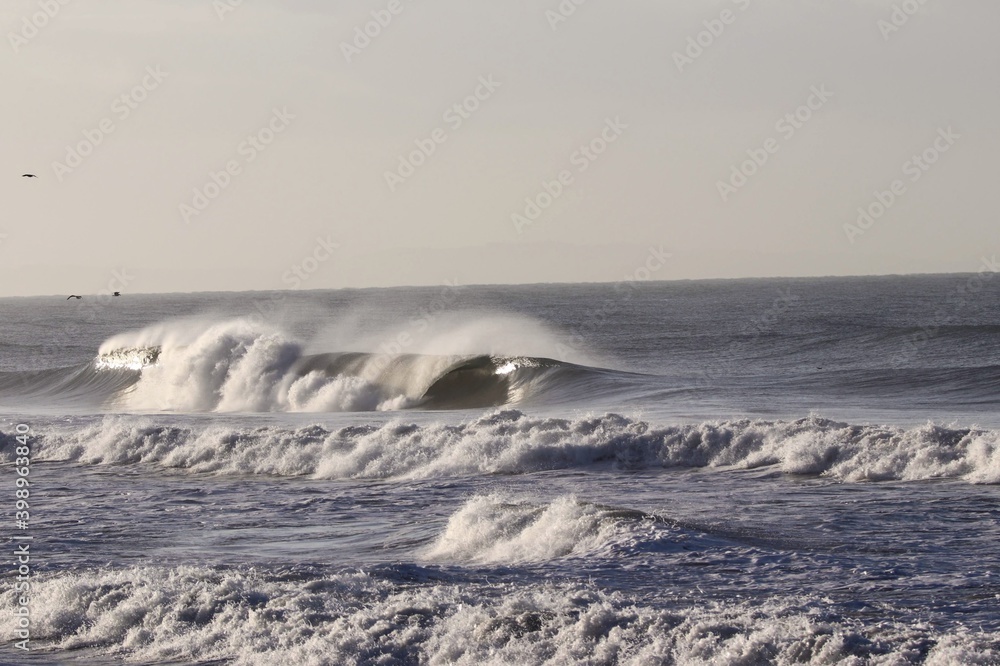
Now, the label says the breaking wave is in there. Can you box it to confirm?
[0,318,628,412]
[423,495,675,564]
[2,565,995,665]
[5,411,999,483]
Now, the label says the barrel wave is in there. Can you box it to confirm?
[0,318,631,412]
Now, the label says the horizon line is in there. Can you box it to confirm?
[0,268,992,300]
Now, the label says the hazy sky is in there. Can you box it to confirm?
[1,0,997,296]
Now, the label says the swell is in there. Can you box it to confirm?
[0,365,139,407]
[783,365,1000,406]
[10,350,997,414]
[5,411,998,484]
[73,317,640,412]
[6,314,999,413]
[0,347,625,413]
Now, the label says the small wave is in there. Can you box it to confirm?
[788,365,1000,405]
[2,565,996,665]
[423,495,670,564]
[7,412,999,484]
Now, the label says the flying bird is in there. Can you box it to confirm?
[66,295,82,300]
[22,174,37,178]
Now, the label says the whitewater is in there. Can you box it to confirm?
[1,276,999,665]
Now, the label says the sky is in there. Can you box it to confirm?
[1,0,998,296]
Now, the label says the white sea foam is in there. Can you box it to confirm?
[423,495,649,564]
[2,566,995,665]
[92,317,589,413]
[89,314,615,414]
[93,346,159,371]
[99,319,474,412]
[10,411,1000,484]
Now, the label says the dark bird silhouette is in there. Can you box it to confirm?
[66,295,82,300]
[22,174,37,178]
[113,292,120,297]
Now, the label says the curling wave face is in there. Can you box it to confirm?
[0,319,621,412]
[4,314,999,416]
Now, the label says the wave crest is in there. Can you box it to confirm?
[85,319,597,412]
[8,412,999,483]
[423,495,665,564]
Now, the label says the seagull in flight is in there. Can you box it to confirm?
[66,295,82,300]
[22,174,37,178]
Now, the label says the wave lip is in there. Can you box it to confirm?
[94,346,160,371]
[8,412,1000,484]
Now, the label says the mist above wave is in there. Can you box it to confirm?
[93,317,593,412]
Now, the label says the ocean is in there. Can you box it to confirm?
[1,274,999,665]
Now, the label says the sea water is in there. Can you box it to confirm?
[1,275,998,664]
